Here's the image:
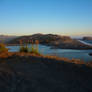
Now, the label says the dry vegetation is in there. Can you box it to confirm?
[0,43,8,53]
[0,52,92,92]
[0,52,90,66]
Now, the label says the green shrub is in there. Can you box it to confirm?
[0,43,8,53]
[30,48,40,55]
[19,46,29,52]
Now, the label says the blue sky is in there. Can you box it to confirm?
[0,0,92,36]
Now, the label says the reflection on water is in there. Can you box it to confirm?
[6,44,92,62]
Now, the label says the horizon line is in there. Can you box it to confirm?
[0,33,92,37]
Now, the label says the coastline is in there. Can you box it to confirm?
[6,43,92,50]
[0,52,91,66]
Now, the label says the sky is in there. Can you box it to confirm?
[0,0,92,36]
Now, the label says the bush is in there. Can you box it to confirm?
[0,43,8,53]
[19,41,41,55]
[30,48,40,55]
[30,45,40,55]
[19,46,29,53]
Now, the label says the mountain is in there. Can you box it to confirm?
[0,35,17,43]
[8,33,92,49]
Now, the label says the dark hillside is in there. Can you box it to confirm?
[0,52,92,92]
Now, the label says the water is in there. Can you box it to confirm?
[7,42,92,62]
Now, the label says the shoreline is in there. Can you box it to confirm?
[0,52,91,66]
[6,43,92,50]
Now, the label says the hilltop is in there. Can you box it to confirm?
[8,34,92,49]
[8,33,71,44]
[0,52,92,92]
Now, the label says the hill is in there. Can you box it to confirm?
[0,52,92,92]
[0,35,17,43]
[8,34,92,49]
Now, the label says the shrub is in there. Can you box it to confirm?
[30,48,40,55]
[19,40,41,55]
[19,46,28,53]
[0,43,8,53]
[30,45,40,55]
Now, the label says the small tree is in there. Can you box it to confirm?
[19,40,28,52]
[35,40,39,53]
[19,39,40,55]
[30,40,40,55]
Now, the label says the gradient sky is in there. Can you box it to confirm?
[0,0,92,36]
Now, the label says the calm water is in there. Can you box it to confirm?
[7,41,92,62]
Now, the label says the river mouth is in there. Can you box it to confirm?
[6,43,92,62]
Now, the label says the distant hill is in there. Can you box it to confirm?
[83,37,92,40]
[8,33,92,49]
[0,35,17,43]
[8,33,72,44]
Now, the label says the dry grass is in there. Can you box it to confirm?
[0,52,92,92]
[0,52,87,66]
